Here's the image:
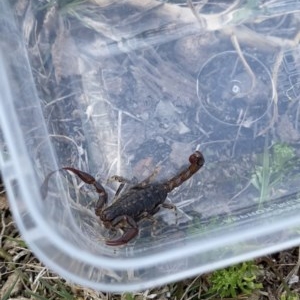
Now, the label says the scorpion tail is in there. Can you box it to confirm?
[164,151,205,192]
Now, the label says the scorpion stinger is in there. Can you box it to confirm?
[163,151,205,193]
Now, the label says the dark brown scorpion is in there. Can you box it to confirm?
[41,151,204,246]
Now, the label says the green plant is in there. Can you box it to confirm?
[187,214,219,235]
[124,293,135,300]
[280,291,300,300]
[209,261,263,298]
[251,142,296,204]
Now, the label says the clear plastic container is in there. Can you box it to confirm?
[1,0,300,292]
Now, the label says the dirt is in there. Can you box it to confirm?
[1,193,300,299]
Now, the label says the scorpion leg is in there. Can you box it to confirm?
[162,202,178,223]
[105,215,139,246]
[139,209,160,237]
[139,202,176,237]
[62,167,108,215]
[162,202,177,210]
[108,175,133,184]
[107,175,136,198]
[133,166,161,189]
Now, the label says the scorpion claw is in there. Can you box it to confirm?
[106,227,139,246]
[40,170,61,199]
[63,167,108,209]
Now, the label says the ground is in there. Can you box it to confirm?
[1,192,300,300]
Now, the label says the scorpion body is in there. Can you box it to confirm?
[42,151,204,246]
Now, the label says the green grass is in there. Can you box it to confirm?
[251,141,297,205]
[208,261,263,298]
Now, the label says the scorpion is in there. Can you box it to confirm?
[41,151,204,246]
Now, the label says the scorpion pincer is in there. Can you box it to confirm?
[41,151,205,246]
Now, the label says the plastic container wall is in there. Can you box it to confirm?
[1,0,300,292]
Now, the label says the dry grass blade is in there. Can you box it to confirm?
[0,273,20,300]
[177,275,201,300]
[277,246,300,297]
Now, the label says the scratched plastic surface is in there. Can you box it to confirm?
[1,0,300,292]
